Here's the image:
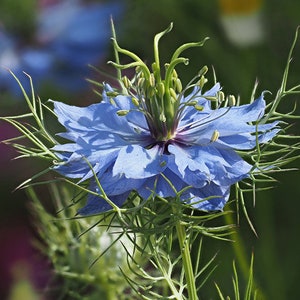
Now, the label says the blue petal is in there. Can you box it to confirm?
[52,100,137,136]
[183,183,230,211]
[179,83,221,126]
[178,94,279,150]
[168,144,251,187]
[137,169,186,199]
[167,144,209,187]
[53,147,119,182]
[113,145,167,179]
[78,193,128,215]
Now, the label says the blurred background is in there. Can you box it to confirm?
[0,0,299,299]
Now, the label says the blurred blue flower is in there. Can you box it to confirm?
[52,82,279,215]
[0,0,124,95]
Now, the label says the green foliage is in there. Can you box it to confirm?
[215,254,261,300]
[0,0,36,37]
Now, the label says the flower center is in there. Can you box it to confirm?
[109,23,209,143]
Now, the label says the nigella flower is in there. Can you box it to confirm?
[51,24,279,215]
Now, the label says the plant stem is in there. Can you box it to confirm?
[175,221,198,300]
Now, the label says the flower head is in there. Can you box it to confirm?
[52,24,279,215]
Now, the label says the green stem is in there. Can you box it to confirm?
[224,212,266,299]
[176,221,198,300]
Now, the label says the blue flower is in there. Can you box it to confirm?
[51,26,279,215]
[52,82,278,215]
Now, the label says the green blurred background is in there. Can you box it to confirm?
[1,0,299,299]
